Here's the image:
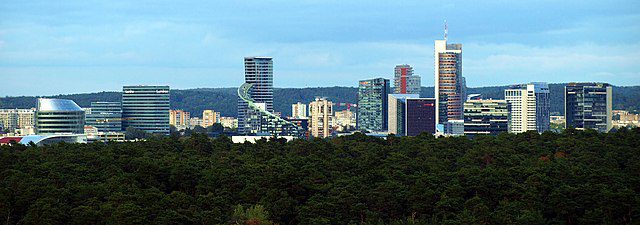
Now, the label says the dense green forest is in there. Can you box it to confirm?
[1,84,639,117]
[1,129,639,224]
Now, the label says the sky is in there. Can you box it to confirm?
[1,0,639,96]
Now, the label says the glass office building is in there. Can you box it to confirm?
[86,102,122,132]
[238,83,303,137]
[463,100,509,136]
[405,98,436,136]
[565,83,612,132]
[35,98,85,135]
[505,82,551,133]
[122,85,170,135]
[238,57,274,135]
[357,78,390,132]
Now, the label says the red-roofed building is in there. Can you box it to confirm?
[0,137,23,146]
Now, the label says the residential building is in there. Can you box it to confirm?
[189,117,203,128]
[219,117,238,129]
[85,102,122,132]
[565,82,612,132]
[505,82,551,133]
[434,37,465,125]
[237,83,303,137]
[464,100,510,136]
[334,109,356,131]
[0,109,35,133]
[122,85,170,134]
[291,102,308,119]
[169,110,190,127]
[238,57,274,135]
[357,78,390,132]
[35,98,85,135]
[202,110,220,127]
[309,97,333,138]
[393,64,421,95]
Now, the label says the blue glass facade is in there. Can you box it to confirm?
[565,83,612,132]
[357,78,390,132]
[122,86,170,135]
[86,102,122,132]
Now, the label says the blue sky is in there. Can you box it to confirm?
[1,0,639,96]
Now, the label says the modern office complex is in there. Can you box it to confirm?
[202,110,220,127]
[434,37,465,125]
[357,78,390,132]
[238,57,274,135]
[85,102,122,132]
[237,83,303,136]
[565,82,612,132]
[291,102,308,119]
[388,94,435,136]
[505,82,551,133]
[443,120,465,136]
[393,65,421,95]
[169,110,190,127]
[0,109,35,133]
[308,97,333,138]
[463,100,509,136]
[122,85,170,135]
[35,98,85,135]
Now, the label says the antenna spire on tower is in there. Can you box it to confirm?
[444,19,448,41]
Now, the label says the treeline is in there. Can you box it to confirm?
[1,128,639,224]
[2,85,639,117]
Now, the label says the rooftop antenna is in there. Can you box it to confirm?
[444,19,448,41]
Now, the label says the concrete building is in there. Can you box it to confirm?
[35,98,85,135]
[334,109,356,131]
[122,85,170,134]
[169,110,191,127]
[85,102,122,133]
[357,78,390,132]
[434,37,465,125]
[219,117,238,129]
[505,82,551,133]
[565,83,612,132]
[189,117,203,128]
[0,109,35,133]
[309,97,333,138]
[291,102,308,119]
[237,83,303,137]
[464,100,509,136]
[393,64,421,95]
[202,110,220,127]
[238,57,274,135]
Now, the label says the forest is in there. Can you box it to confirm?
[1,84,639,117]
[0,128,639,224]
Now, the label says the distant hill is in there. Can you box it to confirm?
[1,84,638,117]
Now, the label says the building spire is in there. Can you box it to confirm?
[444,19,448,41]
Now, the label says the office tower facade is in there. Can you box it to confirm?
[464,100,509,136]
[202,110,220,127]
[308,97,333,138]
[238,83,303,136]
[291,102,308,119]
[565,83,612,132]
[169,110,190,127]
[122,85,170,135]
[85,102,122,132]
[444,120,465,136]
[505,82,551,133]
[238,57,274,134]
[35,98,85,135]
[0,109,35,133]
[357,78,390,132]
[388,94,419,135]
[388,94,435,136]
[434,39,465,125]
[393,65,421,95]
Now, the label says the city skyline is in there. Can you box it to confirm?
[1,1,639,96]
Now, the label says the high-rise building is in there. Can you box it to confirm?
[393,65,421,95]
[464,100,509,136]
[35,98,85,135]
[505,82,551,133]
[565,83,612,132]
[85,102,122,132]
[388,94,436,136]
[238,83,303,136]
[169,110,190,127]
[308,97,333,138]
[434,37,465,125]
[357,78,390,132]
[202,110,220,127]
[0,109,35,133]
[122,85,170,135]
[291,102,308,119]
[238,57,274,135]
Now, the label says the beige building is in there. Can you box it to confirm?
[202,110,220,127]
[169,110,190,126]
[309,97,333,138]
[334,109,356,131]
[0,109,35,133]
[291,102,307,119]
[219,117,238,129]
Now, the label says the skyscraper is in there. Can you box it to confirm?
[434,36,465,125]
[505,82,551,133]
[464,100,509,136]
[388,94,436,136]
[238,57,274,135]
[357,78,390,132]
[393,65,421,95]
[122,85,170,135]
[291,102,308,119]
[308,97,333,138]
[35,98,85,135]
[388,94,418,135]
[237,83,302,136]
[565,82,612,132]
[85,102,122,132]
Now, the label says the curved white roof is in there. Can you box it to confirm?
[37,98,83,112]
